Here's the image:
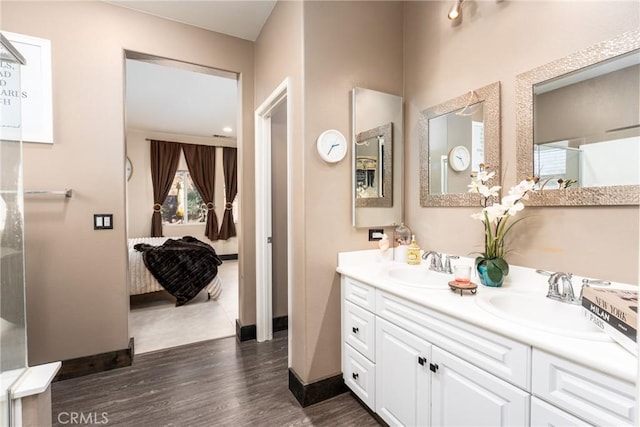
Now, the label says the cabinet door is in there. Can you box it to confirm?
[530,396,591,427]
[376,317,431,427]
[431,347,529,427]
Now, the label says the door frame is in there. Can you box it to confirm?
[254,78,292,347]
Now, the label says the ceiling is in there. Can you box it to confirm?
[108,1,276,41]
[116,1,276,139]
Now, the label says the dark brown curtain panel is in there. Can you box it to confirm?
[183,144,219,241]
[150,140,181,237]
[219,147,238,240]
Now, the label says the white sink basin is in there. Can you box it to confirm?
[475,292,612,341]
[385,265,451,288]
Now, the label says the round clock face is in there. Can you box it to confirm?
[317,129,348,163]
[448,146,471,172]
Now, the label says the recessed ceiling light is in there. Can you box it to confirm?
[223,126,233,133]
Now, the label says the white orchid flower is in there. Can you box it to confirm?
[479,185,501,198]
[476,170,496,183]
[468,180,482,193]
[502,194,525,216]
[484,203,507,224]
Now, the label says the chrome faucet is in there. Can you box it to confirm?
[548,272,577,303]
[443,255,459,274]
[422,251,443,272]
[536,270,611,305]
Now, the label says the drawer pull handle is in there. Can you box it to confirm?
[352,327,359,333]
[352,372,359,380]
[418,356,427,366]
[430,363,439,373]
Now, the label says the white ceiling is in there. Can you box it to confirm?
[117,1,275,139]
[108,0,276,42]
[125,58,238,138]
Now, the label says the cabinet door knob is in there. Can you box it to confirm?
[418,356,427,366]
[430,363,439,373]
[352,326,359,333]
[352,372,359,380]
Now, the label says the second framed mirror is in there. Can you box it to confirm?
[419,82,501,207]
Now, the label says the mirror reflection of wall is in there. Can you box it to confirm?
[352,88,403,228]
[533,52,640,189]
[429,103,484,195]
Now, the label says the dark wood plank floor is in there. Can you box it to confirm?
[52,331,380,426]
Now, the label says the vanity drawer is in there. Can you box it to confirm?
[376,290,531,390]
[532,349,636,426]
[344,301,376,361]
[343,277,376,312]
[344,343,376,409]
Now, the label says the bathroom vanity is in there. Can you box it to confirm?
[338,250,637,426]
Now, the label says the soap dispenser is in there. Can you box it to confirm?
[393,223,412,262]
[406,235,421,265]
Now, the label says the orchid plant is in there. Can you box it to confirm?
[468,165,538,284]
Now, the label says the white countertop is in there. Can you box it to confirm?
[337,249,638,384]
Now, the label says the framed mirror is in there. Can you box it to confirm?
[419,82,501,207]
[352,87,403,227]
[516,29,640,206]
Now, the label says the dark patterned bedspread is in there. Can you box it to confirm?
[134,236,223,306]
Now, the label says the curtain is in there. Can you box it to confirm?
[219,147,238,240]
[182,144,219,241]
[150,140,181,237]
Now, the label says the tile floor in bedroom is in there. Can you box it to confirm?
[128,259,238,354]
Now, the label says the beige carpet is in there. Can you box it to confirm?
[128,259,238,354]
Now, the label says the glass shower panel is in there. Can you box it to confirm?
[0,33,27,427]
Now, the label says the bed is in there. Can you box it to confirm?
[128,236,222,303]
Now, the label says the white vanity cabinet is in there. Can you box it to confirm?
[431,346,529,427]
[376,317,431,426]
[342,278,377,409]
[342,276,531,426]
[339,255,637,427]
[532,349,637,426]
[531,397,592,427]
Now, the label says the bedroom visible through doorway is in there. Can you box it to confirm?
[123,51,240,354]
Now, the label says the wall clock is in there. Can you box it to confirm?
[448,145,471,172]
[126,157,133,181]
[317,129,348,163]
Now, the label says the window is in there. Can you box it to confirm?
[161,171,205,224]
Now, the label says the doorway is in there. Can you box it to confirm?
[123,51,241,354]
[255,79,292,350]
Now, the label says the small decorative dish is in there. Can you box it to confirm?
[448,281,478,296]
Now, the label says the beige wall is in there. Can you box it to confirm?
[404,1,640,284]
[255,0,404,383]
[302,1,404,381]
[254,0,305,374]
[125,129,239,255]
[2,0,254,364]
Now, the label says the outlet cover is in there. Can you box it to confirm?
[368,228,384,241]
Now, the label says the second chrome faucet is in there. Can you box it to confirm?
[536,269,611,304]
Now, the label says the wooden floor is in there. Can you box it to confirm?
[52,331,380,426]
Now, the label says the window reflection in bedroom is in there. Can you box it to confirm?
[161,171,206,224]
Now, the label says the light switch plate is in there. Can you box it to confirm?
[94,214,113,230]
